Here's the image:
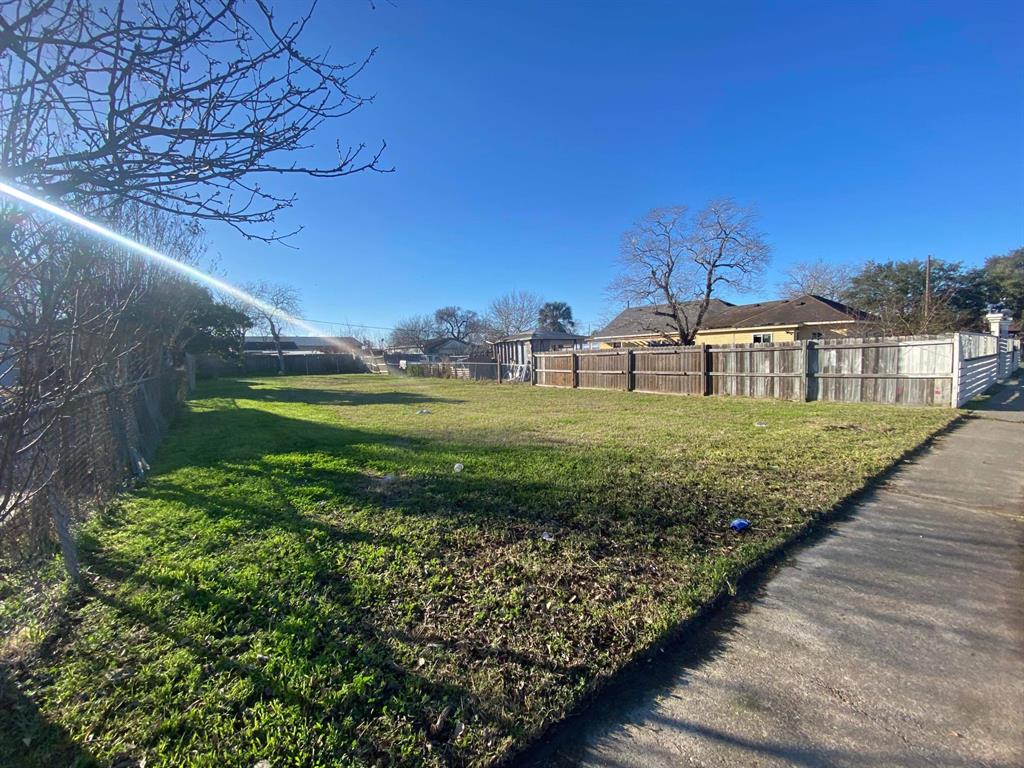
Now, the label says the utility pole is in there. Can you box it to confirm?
[923,254,932,333]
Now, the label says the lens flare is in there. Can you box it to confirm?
[0,180,360,355]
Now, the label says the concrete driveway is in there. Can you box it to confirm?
[519,376,1024,768]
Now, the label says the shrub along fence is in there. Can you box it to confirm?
[534,333,1021,407]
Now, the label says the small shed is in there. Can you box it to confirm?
[492,330,585,366]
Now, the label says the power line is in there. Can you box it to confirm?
[290,317,400,332]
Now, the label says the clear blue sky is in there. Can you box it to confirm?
[205,0,1023,337]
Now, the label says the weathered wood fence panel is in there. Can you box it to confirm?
[534,333,1021,407]
[534,352,574,388]
[709,343,806,401]
[632,346,705,395]
[576,350,630,390]
[814,337,953,406]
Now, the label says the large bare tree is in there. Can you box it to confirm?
[388,314,438,350]
[780,259,855,301]
[611,200,771,345]
[0,0,388,238]
[485,290,544,338]
[433,306,480,344]
[242,281,300,373]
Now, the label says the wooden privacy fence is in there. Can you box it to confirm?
[194,352,368,378]
[534,333,1022,407]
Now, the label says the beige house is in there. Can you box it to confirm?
[592,294,873,348]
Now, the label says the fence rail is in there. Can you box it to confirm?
[534,333,1021,408]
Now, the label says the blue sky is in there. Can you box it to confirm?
[205,0,1023,337]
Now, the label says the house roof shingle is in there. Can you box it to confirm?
[592,298,734,339]
[593,295,870,340]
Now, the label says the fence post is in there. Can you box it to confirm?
[48,479,80,584]
[702,344,711,396]
[800,340,812,401]
[569,351,578,389]
[531,355,538,385]
[950,333,962,408]
[626,349,634,391]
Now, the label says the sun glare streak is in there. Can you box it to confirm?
[0,180,358,354]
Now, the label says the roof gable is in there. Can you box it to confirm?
[593,299,735,339]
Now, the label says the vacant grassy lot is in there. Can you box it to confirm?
[1,375,954,767]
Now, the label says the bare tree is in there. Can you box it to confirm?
[0,0,389,578]
[0,205,208,576]
[242,282,300,373]
[780,259,855,301]
[611,200,770,345]
[388,315,438,350]
[0,0,389,239]
[434,306,479,343]
[485,290,544,338]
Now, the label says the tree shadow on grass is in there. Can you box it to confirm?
[0,666,98,768]
[7,396,883,766]
[146,401,755,552]
[199,377,466,407]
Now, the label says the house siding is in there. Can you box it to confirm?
[594,321,866,348]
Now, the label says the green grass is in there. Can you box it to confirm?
[0,375,955,767]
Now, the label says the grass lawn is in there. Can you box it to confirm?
[0,375,955,767]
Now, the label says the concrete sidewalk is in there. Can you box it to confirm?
[522,378,1024,768]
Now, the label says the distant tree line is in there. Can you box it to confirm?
[782,248,1022,335]
[388,296,579,350]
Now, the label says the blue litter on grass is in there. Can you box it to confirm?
[730,518,751,532]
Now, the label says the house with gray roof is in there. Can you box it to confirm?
[592,294,873,347]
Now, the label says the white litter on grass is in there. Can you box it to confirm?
[540,531,556,542]
[417,408,432,415]
[754,421,768,427]
[453,463,464,473]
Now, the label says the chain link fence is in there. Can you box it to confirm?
[0,359,190,563]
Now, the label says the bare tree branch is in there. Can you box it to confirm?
[611,200,771,345]
[0,0,390,241]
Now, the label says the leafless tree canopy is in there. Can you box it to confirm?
[0,205,207,568]
[0,0,389,239]
[241,281,300,372]
[388,314,438,350]
[485,290,544,338]
[0,1,386,575]
[780,259,854,301]
[433,306,479,343]
[611,199,771,344]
